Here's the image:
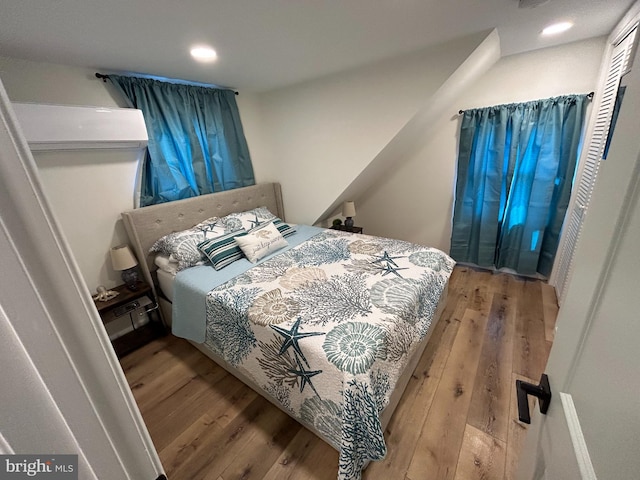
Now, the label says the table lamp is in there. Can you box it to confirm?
[110,244,139,290]
[342,201,356,230]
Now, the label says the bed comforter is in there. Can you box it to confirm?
[186,229,453,479]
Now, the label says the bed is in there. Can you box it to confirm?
[121,183,453,480]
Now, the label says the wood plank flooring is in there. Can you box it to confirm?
[121,265,556,480]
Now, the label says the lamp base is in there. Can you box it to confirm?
[345,217,354,230]
[121,267,139,291]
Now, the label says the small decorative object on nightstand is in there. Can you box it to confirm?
[93,280,165,358]
[93,285,119,302]
[342,201,356,229]
[110,244,139,291]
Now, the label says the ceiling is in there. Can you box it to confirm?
[0,0,635,92]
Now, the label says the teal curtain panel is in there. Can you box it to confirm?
[450,94,589,277]
[109,75,255,206]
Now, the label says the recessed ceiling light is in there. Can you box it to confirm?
[542,22,574,36]
[190,46,217,62]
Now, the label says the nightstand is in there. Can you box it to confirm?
[93,280,166,358]
[331,224,363,234]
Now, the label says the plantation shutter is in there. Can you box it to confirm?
[552,26,638,303]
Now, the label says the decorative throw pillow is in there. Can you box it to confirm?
[149,216,226,271]
[272,218,297,238]
[219,207,276,232]
[234,221,288,263]
[198,229,247,270]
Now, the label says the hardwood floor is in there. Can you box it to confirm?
[121,265,556,480]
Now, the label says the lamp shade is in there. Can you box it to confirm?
[110,245,138,271]
[342,201,356,218]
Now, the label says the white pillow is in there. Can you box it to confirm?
[234,221,288,263]
[154,254,180,276]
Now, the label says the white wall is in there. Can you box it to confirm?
[235,92,275,184]
[0,56,275,291]
[356,37,607,253]
[0,36,608,289]
[0,56,265,291]
[33,149,141,290]
[0,56,138,291]
[0,57,126,108]
[255,32,490,225]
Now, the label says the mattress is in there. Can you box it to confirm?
[156,269,176,302]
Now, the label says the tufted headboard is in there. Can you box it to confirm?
[121,183,284,297]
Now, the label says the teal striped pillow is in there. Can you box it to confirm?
[198,229,246,270]
[271,218,297,237]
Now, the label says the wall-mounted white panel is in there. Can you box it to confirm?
[12,102,148,150]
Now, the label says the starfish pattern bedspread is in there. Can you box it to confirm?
[202,230,454,480]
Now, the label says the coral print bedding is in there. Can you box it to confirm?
[200,229,454,480]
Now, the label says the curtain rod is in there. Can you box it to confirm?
[457,91,595,115]
[94,72,239,95]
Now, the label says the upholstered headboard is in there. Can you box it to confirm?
[121,183,284,297]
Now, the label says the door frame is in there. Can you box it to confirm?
[517,3,640,477]
[0,79,163,478]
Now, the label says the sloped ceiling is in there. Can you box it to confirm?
[0,0,635,92]
[251,30,501,227]
[317,31,502,225]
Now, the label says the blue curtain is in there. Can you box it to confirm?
[109,75,255,206]
[450,94,588,277]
